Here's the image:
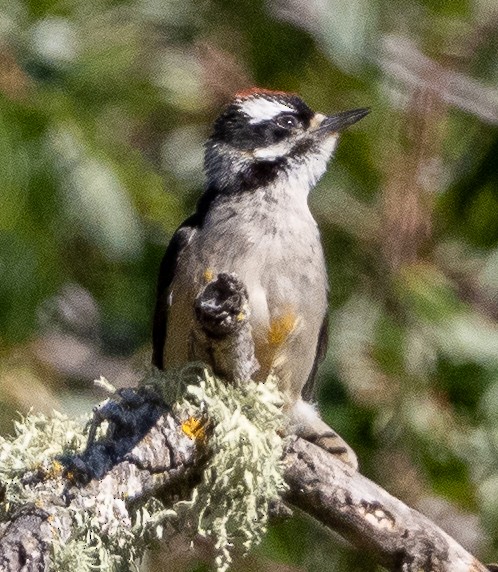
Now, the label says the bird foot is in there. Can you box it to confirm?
[304,430,358,474]
[288,400,358,475]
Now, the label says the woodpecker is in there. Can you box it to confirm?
[152,88,369,469]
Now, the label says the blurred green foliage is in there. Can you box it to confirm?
[1,0,498,569]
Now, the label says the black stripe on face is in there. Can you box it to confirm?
[288,138,315,161]
[285,95,314,128]
[211,95,314,151]
[239,158,286,191]
[212,114,292,150]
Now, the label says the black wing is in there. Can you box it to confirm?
[301,313,329,402]
[151,221,196,369]
[152,186,220,369]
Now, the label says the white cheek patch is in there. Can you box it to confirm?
[253,140,294,160]
[253,133,338,180]
[240,97,295,124]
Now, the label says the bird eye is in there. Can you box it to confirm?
[275,114,299,129]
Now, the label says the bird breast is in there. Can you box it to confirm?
[185,184,329,386]
[201,185,326,307]
[164,182,328,402]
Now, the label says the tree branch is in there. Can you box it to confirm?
[0,415,488,571]
[0,398,199,572]
[284,437,488,572]
[0,273,491,571]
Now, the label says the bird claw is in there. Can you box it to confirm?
[302,430,358,475]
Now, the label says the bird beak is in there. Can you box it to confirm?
[315,108,370,135]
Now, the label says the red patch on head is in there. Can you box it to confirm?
[234,87,293,100]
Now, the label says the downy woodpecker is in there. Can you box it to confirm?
[152,88,369,469]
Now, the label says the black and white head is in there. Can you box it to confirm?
[204,88,369,194]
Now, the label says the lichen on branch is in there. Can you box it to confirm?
[173,369,287,572]
[0,367,287,572]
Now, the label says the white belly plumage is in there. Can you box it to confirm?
[163,190,328,404]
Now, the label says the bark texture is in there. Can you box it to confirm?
[0,272,490,571]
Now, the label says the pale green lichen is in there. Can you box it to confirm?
[0,369,286,572]
[173,370,287,572]
[0,410,89,516]
[51,538,99,572]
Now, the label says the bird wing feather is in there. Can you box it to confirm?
[152,187,219,369]
[152,221,197,369]
[301,313,329,401]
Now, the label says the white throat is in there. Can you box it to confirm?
[279,133,339,200]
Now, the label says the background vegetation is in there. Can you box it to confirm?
[1,0,498,569]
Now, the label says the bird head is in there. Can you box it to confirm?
[204,88,369,194]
